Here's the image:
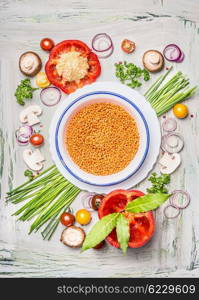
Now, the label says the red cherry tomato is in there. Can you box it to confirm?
[29,133,44,146]
[60,212,75,227]
[40,38,55,51]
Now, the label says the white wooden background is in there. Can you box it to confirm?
[0,0,199,277]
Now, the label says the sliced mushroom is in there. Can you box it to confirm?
[159,152,181,174]
[23,149,45,171]
[60,226,85,248]
[143,50,164,72]
[19,51,42,77]
[20,105,42,126]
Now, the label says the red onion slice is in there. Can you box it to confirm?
[40,87,61,106]
[163,44,182,62]
[162,118,177,132]
[91,33,114,58]
[15,125,33,145]
[18,125,33,138]
[161,132,184,153]
[15,131,29,145]
[92,33,113,52]
[164,204,180,219]
[170,190,190,209]
[81,192,96,211]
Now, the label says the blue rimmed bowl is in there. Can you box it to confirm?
[49,83,150,187]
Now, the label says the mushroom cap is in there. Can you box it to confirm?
[19,105,42,123]
[19,51,42,77]
[60,226,85,248]
[159,152,181,174]
[23,149,44,171]
[143,50,164,72]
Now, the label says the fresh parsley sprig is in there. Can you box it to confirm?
[115,61,150,88]
[147,172,170,194]
[15,78,38,105]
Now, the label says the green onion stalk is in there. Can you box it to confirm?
[144,67,197,116]
[7,165,80,240]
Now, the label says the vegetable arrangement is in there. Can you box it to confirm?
[9,33,195,255]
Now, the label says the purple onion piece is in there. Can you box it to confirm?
[164,204,180,219]
[161,132,184,153]
[163,44,182,62]
[92,33,113,53]
[162,118,177,132]
[18,125,33,138]
[40,87,61,107]
[81,192,96,211]
[170,190,190,209]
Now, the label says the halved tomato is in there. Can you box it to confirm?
[98,190,155,248]
[45,40,101,94]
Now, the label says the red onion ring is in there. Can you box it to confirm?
[15,125,33,145]
[18,125,33,138]
[81,192,96,211]
[92,33,113,52]
[170,190,190,209]
[161,132,184,153]
[164,204,180,219]
[163,44,182,62]
[15,132,29,145]
[40,87,61,106]
[162,118,177,132]
[91,33,114,58]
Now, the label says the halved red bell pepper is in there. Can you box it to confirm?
[98,189,155,248]
[45,40,101,94]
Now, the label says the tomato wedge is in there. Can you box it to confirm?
[45,40,101,94]
[98,190,155,248]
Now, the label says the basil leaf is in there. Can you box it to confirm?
[82,213,120,251]
[116,214,130,255]
[125,193,170,213]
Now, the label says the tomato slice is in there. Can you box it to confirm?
[45,40,101,94]
[98,190,155,248]
[121,39,136,54]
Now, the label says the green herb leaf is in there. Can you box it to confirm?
[115,61,150,89]
[116,214,130,255]
[15,78,38,105]
[147,172,170,194]
[82,213,120,251]
[125,193,170,213]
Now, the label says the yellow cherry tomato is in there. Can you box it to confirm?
[173,103,188,119]
[76,209,91,225]
[36,71,50,88]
